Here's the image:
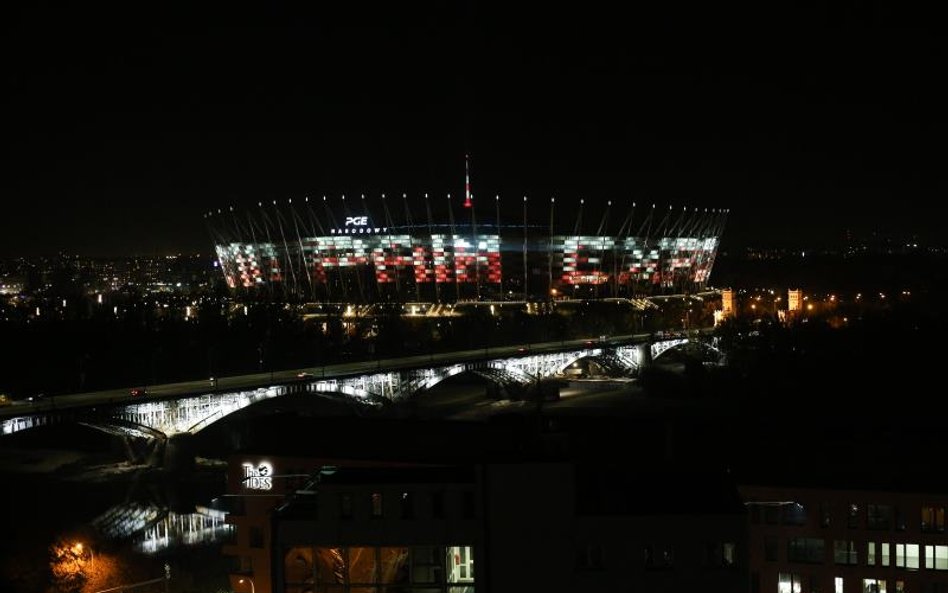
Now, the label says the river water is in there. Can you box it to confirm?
[0,427,234,593]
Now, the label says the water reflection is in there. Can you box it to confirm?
[90,500,233,554]
[137,506,232,554]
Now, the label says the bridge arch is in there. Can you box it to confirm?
[651,339,724,362]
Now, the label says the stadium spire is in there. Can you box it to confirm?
[463,153,472,208]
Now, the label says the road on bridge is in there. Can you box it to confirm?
[0,329,710,418]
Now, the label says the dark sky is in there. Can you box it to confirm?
[3,2,944,256]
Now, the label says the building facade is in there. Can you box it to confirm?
[741,484,948,593]
[224,454,747,593]
[206,200,727,301]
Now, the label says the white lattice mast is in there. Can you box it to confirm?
[464,153,473,209]
[465,154,481,299]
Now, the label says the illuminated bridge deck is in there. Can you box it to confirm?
[1,330,718,437]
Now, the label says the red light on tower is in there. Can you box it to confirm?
[463,153,472,208]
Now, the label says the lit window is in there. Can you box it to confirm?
[937,545,948,570]
[882,542,890,566]
[921,506,946,533]
[906,544,919,570]
[448,545,476,581]
[779,572,803,593]
[868,541,876,566]
[835,577,844,593]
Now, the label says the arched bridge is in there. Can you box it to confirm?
[1,333,721,439]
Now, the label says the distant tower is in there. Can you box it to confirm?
[721,288,735,317]
[788,289,803,312]
[463,154,472,208]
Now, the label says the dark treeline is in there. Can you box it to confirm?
[0,300,713,398]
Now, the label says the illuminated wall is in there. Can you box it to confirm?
[551,235,717,287]
[215,232,717,294]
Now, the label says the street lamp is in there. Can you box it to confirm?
[239,576,256,593]
[73,542,94,570]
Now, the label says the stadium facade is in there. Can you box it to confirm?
[206,195,727,302]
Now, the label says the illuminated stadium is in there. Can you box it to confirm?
[206,194,727,302]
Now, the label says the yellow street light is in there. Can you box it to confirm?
[239,577,257,593]
[73,542,94,570]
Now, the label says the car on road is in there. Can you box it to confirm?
[130,388,145,397]
[297,372,315,379]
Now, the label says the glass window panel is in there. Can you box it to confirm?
[285,547,316,584]
[868,505,891,530]
[340,494,353,519]
[371,492,383,518]
[906,544,919,570]
[923,507,935,532]
[778,573,802,593]
[379,548,409,584]
[936,546,948,570]
[348,547,378,584]
[848,504,860,529]
[431,491,444,519]
[316,547,347,584]
[412,565,442,584]
[724,542,736,566]
[413,546,438,564]
[882,543,890,567]
[447,546,475,582]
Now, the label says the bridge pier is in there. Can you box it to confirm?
[636,342,652,372]
[163,433,196,474]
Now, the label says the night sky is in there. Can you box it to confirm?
[4,2,944,256]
